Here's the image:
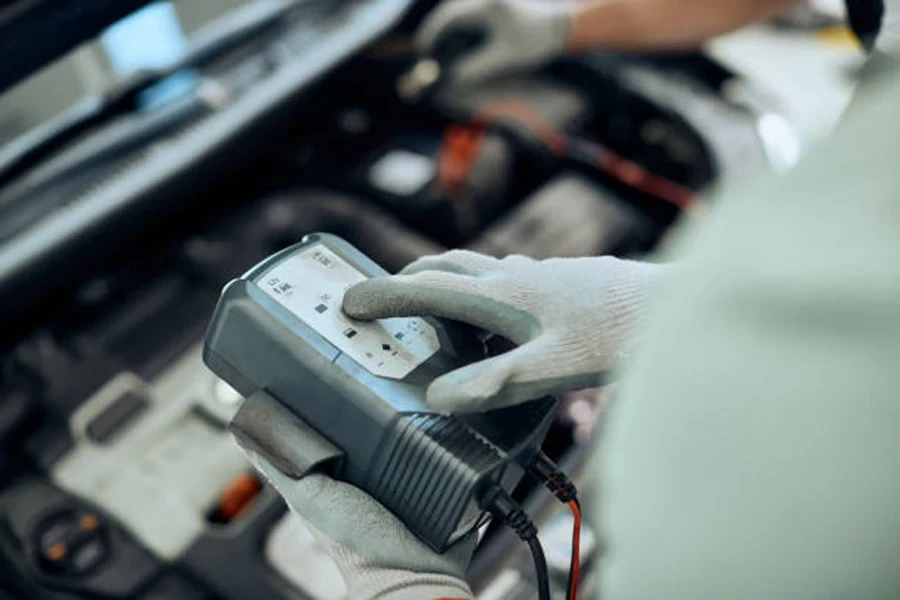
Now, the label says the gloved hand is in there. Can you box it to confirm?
[416,0,574,86]
[343,250,665,413]
[244,449,475,600]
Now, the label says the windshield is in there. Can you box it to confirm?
[0,0,252,149]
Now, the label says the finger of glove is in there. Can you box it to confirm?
[342,273,537,343]
[427,337,611,412]
[401,250,500,277]
[415,0,487,54]
[246,452,475,578]
[427,341,543,412]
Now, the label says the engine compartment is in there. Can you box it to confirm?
[0,1,779,598]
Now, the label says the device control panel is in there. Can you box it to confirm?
[257,244,439,379]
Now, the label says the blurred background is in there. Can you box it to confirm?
[0,0,863,147]
[0,0,873,598]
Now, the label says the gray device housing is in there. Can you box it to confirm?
[203,233,557,552]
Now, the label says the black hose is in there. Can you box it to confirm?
[261,190,445,272]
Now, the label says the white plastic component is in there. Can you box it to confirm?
[258,244,440,379]
[51,350,250,560]
[213,377,244,407]
[368,149,435,196]
[265,513,347,599]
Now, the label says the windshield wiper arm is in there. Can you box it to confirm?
[0,0,296,191]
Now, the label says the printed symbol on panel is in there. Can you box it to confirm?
[381,344,392,351]
[278,282,293,296]
[267,277,280,287]
[365,352,374,359]
[312,251,333,267]
[315,304,328,314]
[394,332,405,341]
[320,293,333,303]
[343,328,358,339]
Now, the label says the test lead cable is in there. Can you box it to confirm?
[481,486,552,600]
[530,452,583,600]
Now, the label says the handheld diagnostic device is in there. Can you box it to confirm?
[203,233,557,552]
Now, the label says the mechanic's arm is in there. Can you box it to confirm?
[596,68,900,599]
[567,0,796,51]
[418,0,798,85]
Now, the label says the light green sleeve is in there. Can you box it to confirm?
[593,68,900,600]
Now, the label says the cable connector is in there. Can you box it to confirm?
[528,452,583,600]
[480,486,537,541]
[530,451,579,504]
[480,486,550,600]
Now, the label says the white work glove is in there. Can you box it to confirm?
[416,0,574,86]
[343,250,665,413]
[243,450,474,600]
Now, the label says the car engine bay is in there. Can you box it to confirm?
[0,0,786,598]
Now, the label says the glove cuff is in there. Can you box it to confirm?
[327,533,473,600]
[522,0,576,57]
[341,564,473,600]
[366,578,473,600]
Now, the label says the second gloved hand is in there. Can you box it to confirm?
[416,0,574,86]
[343,251,665,413]
[243,448,475,600]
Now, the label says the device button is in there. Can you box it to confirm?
[85,390,149,443]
